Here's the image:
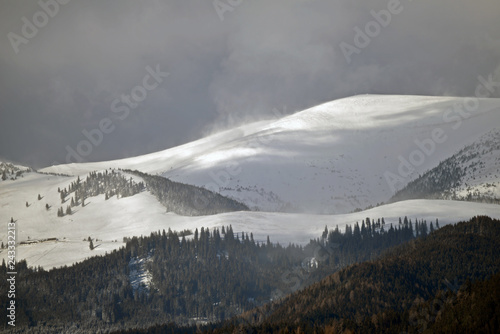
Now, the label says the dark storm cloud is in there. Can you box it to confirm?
[0,0,499,168]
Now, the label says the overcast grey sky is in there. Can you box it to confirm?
[1,0,499,168]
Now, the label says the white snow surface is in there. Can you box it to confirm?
[41,95,500,213]
[1,171,499,269]
[2,94,500,269]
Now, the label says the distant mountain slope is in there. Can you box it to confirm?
[3,163,499,269]
[41,95,500,213]
[0,161,31,180]
[125,169,249,215]
[391,127,500,203]
[225,216,500,333]
[424,271,500,333]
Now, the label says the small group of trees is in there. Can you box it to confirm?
[57,205,72,217]
[56,170,145,218]
[25,194,48,209]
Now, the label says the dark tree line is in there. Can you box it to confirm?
[0,214,433,333]
[56,170,145,217]
[206,216,500,334]
[125,169,249,216]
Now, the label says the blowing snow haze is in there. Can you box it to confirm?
[1,0,500,167]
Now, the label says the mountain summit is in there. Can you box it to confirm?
[43,95,500,213]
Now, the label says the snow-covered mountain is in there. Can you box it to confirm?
[42,95,500,214]
[2,94,500,269]
[1,169,499,269]
[391,127,500,202]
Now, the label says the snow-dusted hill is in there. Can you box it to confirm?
[3,94,500,269]
[1,170,499,269]
[42,95,500,213]
[443,128,500,200]
[391,127,500,202]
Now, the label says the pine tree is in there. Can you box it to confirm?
[89,239,94,250]
[38,194,42,200]
[353,222,361,240]
[66,205,72,215]
[322,226,329,239]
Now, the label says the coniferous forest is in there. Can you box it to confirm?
[124,169,249,215]
[52,169,249,218]
[107,216,500,334]
[0,214,435,333]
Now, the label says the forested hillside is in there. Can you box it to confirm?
[210,216,500,333]
[0,215,427,333]
[125,169,249,215]
[390,128,500,205]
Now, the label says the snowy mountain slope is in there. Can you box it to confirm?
[1,170,499,269]
[0,161,32,180]
[391,127,500,202]
[42,95,500,213]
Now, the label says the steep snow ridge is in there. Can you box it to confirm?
[1,169,500,269]
[42,95,500,213]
